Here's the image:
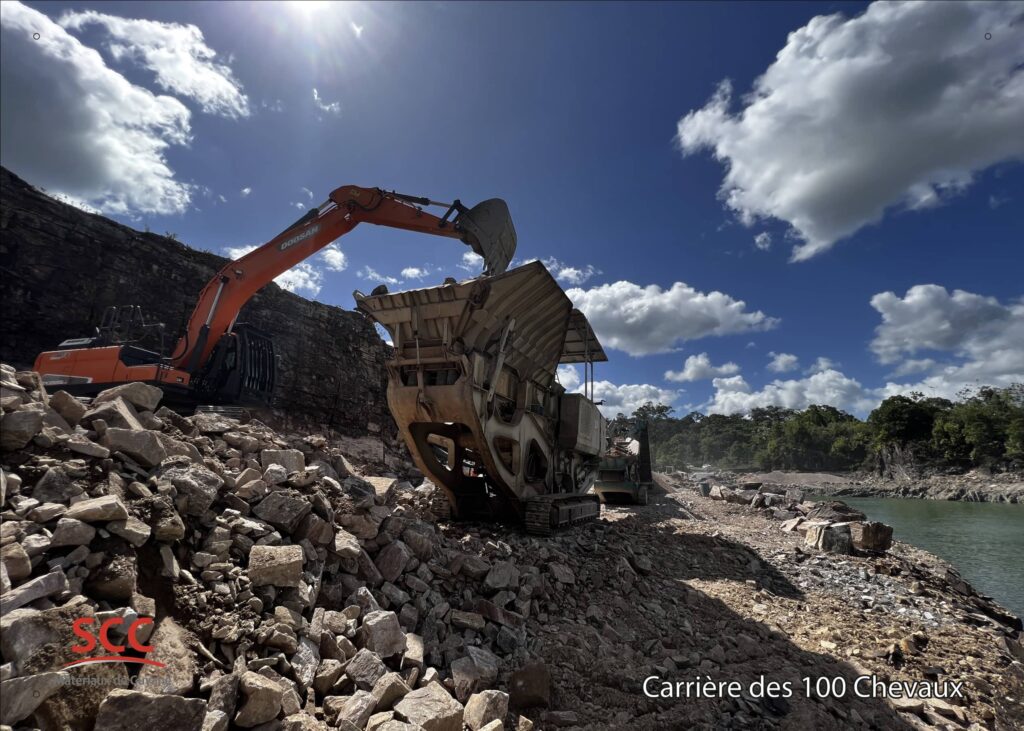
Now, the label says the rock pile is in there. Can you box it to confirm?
[701,479,893,554]
[0,364,538,730]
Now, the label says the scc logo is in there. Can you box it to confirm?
[63,617,165,668]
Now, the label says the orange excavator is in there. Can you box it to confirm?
[33,185,516,406]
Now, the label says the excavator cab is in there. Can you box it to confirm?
[456,199,517,276]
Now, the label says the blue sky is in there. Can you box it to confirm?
[2,1,1022,416]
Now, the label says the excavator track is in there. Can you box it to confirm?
[524,494,602,536]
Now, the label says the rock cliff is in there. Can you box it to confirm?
[0,167,389,436]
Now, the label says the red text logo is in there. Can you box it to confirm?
[64,617,164,668]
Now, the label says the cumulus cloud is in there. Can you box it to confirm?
[0,1,193,215]
[557,366,678,417]
[542,258,601,285]
[59,9,249,118]
[240,187,252,197]
[706,284,1024,415]
[871,284,1024,399]
[705,370,874,416]
[301,187,314,200]
[401,267,429,279]
[767,352,799,373]
[224,244,322,296]
[313,88,341,115]
[887,358,937,379]
[754,232,771,251]
[458,251,484,272]
[806,356,838,374]
[359,266,399,286]
[274,265,323,297]
[320,245,347,272]
[567,280,778,356]
[665,353,740,382]
[676,1,1024,261]
[556,364,581,392]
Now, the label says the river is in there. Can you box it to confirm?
[826,497,1024,618]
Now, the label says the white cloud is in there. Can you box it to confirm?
[567,280,778,356]
[313,88,341,115]
[676,2,1024,261]
[217,194,226,203]
[401,267,429,280]
[542,257,601,285]
[664,352,740,382]
[887,358,937,379]
[59,9,249,119]
[293,202,306,210]
[870,284,1024,399]
[224,244,322,296]
[350,21,364,38]
[240,186,252,197]
[593,381,680,418]
[705,284,1024,415]
[301,186,314,200]
[359,266,399,286]
[705,370,874,416]
[0,1,193,215]
[320,245,347,272]
[767,352,799,373]
[806,356,838,374]
[274,264,322,297]
[556,364,581,391]
[754,232,771,251]
[458,250,484,272]
[261,99,284,113]
[558,366,678,417]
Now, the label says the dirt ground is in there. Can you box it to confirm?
[505,473,1024,730]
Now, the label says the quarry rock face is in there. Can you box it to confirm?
[0,166,390,437]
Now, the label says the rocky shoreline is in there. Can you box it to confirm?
[729,470,1024,504]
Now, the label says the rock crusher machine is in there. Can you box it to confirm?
[354,261,609,534]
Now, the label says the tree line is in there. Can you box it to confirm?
[612,385,1024,474]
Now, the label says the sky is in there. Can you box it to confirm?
[2,0,1022,417]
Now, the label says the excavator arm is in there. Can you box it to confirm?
[172,185,516,373]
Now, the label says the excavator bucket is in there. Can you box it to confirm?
[457,198,516,275]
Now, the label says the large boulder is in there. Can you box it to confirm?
[1,409,43,450]
[805,522,852,554]
[248,545,304,587]
[359,611,407,657]
[393,682,464,731]
[94,383,164,412]
[850,521,893,552]
[65,495,129,522]
[94,690,206,731]
[805,500,866,522]
[103,428,167,467]
[463,690,509,731]
[260,449,305,474]
[235,672,284,727]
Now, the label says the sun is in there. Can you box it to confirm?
[283,1,329,18]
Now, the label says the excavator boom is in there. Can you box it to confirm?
[34,184,516,406]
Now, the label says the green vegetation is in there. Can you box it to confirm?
[618,385,1024,473]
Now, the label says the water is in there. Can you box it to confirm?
[828,497,1024,618]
